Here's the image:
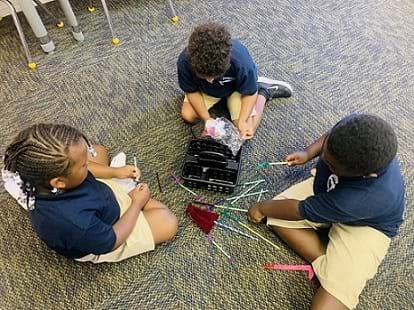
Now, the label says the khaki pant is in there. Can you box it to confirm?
[267,176,391,309]
[184,91,257,120]
[76,179,155,263]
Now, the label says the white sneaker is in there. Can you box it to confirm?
[110,152,136,193]
[110,152,127,167]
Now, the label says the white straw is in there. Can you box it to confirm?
[269,161,288,166]
[133,156,140,184]
[230,182,262,204]
[179,183,198,196]
[213,205,248,212]
[226,190,269,201]
[257,189,264,202]
[243,179,265,186]
[211,240,231,259]
[237,222,280,249]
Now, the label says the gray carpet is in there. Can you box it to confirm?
[0,0,413,309]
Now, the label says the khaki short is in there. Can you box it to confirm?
[267,177,391,309]
[184,91,257,120]
[76,179,155,263]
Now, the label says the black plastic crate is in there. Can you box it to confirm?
[181,138,242,193]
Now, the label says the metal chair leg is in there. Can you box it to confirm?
[57,0,84,41]
[99,0,119,45]
[2,0,37,69]
[166,0,179,23]
[31,0,64,28]
[19,0,55,53]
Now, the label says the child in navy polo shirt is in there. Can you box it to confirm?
[177,22,293,140]
[3,123,178,263]
[248,114,405,309]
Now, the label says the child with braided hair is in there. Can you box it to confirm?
[2,123,178,263]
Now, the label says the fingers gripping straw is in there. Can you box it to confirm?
[202,117,244,156]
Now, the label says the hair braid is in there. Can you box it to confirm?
[4,123,84,198]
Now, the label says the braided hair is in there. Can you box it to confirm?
[3,123,87,206]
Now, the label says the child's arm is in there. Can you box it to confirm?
[285,133,328,166]
[248,199,303,223]
[238,93,258,139]
[88,162,140,180]
[111,183,150,250]
[187,92,213,121]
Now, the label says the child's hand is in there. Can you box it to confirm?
[248,203,266,224]
[238,121,253,140]
[129,183,150,206]
[285,151,309,166]
[114,165,141,180]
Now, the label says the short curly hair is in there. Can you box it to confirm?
[327,114,398,175]
[188,22,232,77]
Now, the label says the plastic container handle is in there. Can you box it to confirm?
[199,151,227,162]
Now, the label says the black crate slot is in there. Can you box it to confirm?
[181,138,242,193]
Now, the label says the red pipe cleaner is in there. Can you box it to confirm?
[186,203,219,234]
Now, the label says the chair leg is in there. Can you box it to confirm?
[99,0,119,45]
[87,0,96,12]
[57,0,84,41]
[166,0,179,23]
[2,0,37,69]
[18,0,55,53]
[31,0,64,28]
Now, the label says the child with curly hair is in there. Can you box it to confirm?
[177,22,293,140]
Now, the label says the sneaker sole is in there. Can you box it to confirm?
[257,77,294,94]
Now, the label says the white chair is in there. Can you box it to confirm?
[0,0,37,69]
[86,0,179,45]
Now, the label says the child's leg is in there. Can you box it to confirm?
[271,226,326,262]
[181,99,199,123]
[88,144,109,165]
[142,199,178,244]
[181,93,221,123]
[311,287,348,310]
[76,180,177,263]
[229,92,266,138]
[310,224,391,309]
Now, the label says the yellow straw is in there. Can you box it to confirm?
[237,221,280,249]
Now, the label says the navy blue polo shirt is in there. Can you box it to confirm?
[31,172,120,258]
[177,39,258,98]
[299,159,405,237]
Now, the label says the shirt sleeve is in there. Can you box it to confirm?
[235,66,258,95]
[299,190,371,224]
[177,54,199,93]
[75,216,116,255]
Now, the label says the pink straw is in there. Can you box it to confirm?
[263,264,315,280]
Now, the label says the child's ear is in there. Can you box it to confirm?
[50,177,67,190]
